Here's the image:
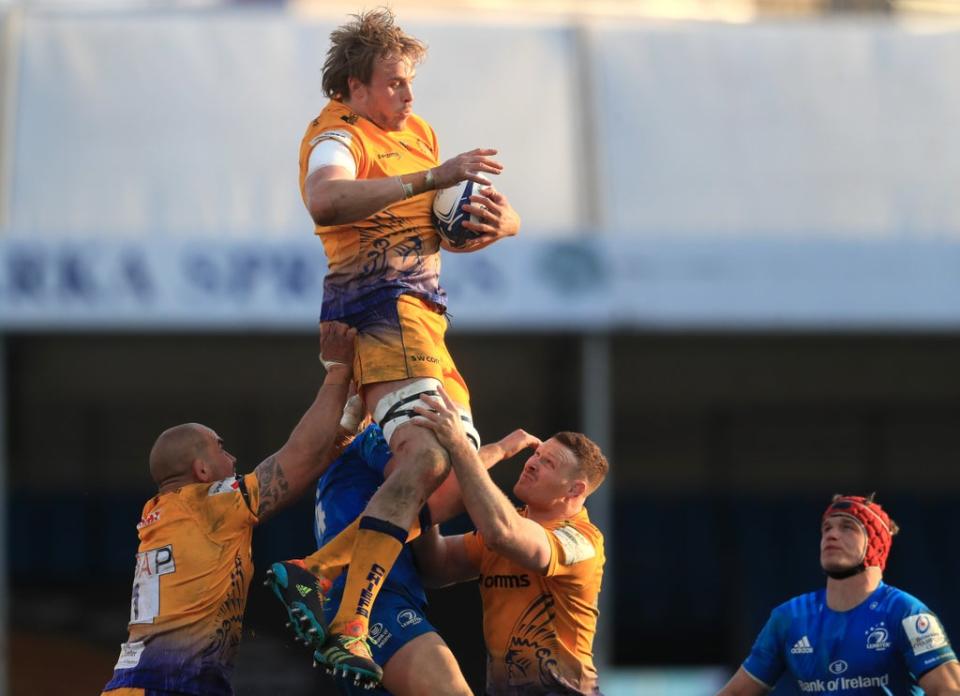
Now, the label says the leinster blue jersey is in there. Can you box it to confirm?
[743,582,956,694]
[313,424,426,607]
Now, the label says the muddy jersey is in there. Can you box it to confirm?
[743,582,957,695]
[103,474,260,696]
[463,507,605,695]
[299,100,444,321]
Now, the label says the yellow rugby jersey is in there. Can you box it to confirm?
[299,101,445,322]
[463,507,605,696]
[103,474,260,696]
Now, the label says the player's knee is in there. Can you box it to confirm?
[416,442,451,491]
[392,430,450,493]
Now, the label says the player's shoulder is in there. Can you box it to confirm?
[176,474,250,507]
[546,511,603,566]
[304,102,365,147]
[405,112,436,140]
[874,582,933,617]
[773,588,825,619]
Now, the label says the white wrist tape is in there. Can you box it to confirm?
[339,394,365,433]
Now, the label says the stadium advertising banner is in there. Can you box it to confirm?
[2,237,960,331]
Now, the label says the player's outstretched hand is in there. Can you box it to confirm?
[432,148,503,188]
[319,321,357,374]
[413,385,469,451]
[456,186,521,252]
[493,429,541,460]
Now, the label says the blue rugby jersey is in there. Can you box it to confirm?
[313,424,426,607]
[743,582,956,694]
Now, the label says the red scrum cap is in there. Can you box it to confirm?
[823,493,899,571]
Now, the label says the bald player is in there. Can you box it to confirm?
[101,322,357,696]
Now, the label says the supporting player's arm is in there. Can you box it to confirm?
[715,667,771,696]
[412,527,480,588]
[304,148,503,227]
[414,387,553,573]
[420,428,541,523]
[919,661,960,696]
[254,322,356,522]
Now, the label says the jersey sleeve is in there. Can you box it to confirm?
[307,126,366,178]
[742,608,786,689]
[543,521,602,578]
[897,606,957,678]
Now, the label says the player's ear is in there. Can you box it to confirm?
[192,457,211,483]
[568,479,587,499]
[347,76,365,100]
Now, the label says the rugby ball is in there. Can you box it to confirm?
[432,179,484,248]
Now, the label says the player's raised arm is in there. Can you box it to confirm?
[254,322,356,521]
[422,428,540,523]
[414,387,553,573]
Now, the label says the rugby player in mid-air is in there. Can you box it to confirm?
[717,494,960,696]
[267,7,521,688]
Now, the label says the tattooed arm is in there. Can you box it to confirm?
[254,322,356,522]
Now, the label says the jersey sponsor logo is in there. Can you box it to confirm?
[865,624,891,651]
[828,660,847,675]
[136,509,161,530]
[114,640,145,670]
[208,477,240,496]
[377,152,400,160]
[369,622,392,648]
[798,674,890,692]
[552,525,595,565]
[790,635,814,654]
[130,545,176,624]
[340,114,360,125]
[480,573,531,589]
[397,609,422,628]
[903,613,950,655]
[410,353,440,364]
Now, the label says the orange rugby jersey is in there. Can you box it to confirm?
[299,101,445,321]
[463,507,605,696]
[103,474,260,696]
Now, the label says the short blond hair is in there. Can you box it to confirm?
[322,8,427,100]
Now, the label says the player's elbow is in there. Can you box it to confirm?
[305,184,342,227]
[308,197,338,227]
[480,521,517,555]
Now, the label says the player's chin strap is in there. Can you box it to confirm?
[825,562,866,580]
[372,377,481,451]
